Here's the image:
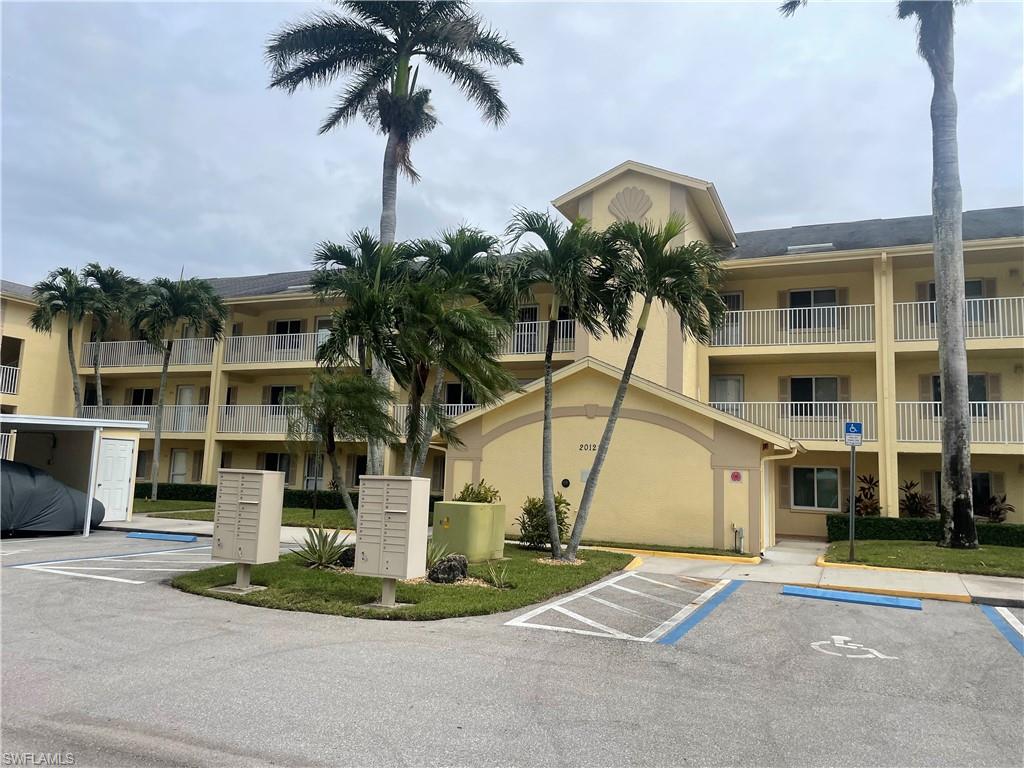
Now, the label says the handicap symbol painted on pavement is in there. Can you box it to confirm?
[811,635,897,659]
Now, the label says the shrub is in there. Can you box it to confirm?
[898,481,937,519]
[483,560,512,589]
[825,514,1024,547]
[844,474,881,517]
[454,479,501,503]
[295,526,352,568]
[133,482,359,509]
[516,493,571,550]
[984,495,1016,524]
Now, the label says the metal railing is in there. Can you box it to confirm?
[894,297,1024,341]
[896,401,1024,443]
[80,338,214,368]
[711,401,878,441]
[392,403,479,434]
[0,365,19,395]
[222,332,360,365]
[217,404,303,434]
[710,305,875,347]
[501,320,576,356]
[77,405,209,433]
[0,432,12,459]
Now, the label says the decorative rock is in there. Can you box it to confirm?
[428,553,469,584]
[339,547,355,568]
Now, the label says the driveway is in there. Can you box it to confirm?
[2,532,1021,767]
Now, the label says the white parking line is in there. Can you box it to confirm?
[21,568,145,584]
[11,545,213,584]
[38,566,201,572]
[607,582,686,608]
[996,607,1024,637]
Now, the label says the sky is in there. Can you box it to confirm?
[2,1,1022,286]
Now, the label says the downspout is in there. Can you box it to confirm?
[759,442,801,555]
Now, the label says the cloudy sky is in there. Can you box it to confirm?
[2,1,1022,285]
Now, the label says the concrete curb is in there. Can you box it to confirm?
[99,523,213,538]
[816,554,946,575]
[591,546,761,564]
[790,581,972,604]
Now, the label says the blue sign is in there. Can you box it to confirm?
[844,421,863,447]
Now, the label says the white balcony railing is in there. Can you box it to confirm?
[77,405,209,433]
[894,297,1024,342]
[710,305,875,347]
[81,338,214,368]
[222,332,324,365]
[896,401,1024,443]
[711,401,878,442]
[0,432,12,459]
[392,403,479,434]
[217,405,302,434]
[501,320,576,356]
[0,365,19,395]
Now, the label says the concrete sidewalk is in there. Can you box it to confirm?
[636,539,1024,607]
[99,514,339,547]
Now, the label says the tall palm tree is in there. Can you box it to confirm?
[29,268,98,412]
[284,370,398,522]
[562,216,725,561]
[132,277,228,501]
[81,263,142,410]
[267,2,522,473]
[311,229,413,473]
[779,0,977,547]
[506,210,609,558]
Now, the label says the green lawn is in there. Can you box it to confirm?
[134,499,215,514]
[825,540,1024,578]
[146,506,355,529]
[172,545,633,620]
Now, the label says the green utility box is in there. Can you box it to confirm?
[431,502,505,562]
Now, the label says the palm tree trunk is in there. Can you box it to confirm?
[92,334,103,411]
[564,301,651,560]
[150,342,172,502]
[929,6,976,549]
[66,317,83,412]
[413,365,445,477]
[324,428,356,524]
[542,314,562,559]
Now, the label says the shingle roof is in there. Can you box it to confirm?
[202,269,316,299]
[729,206,1024,261]
[1,280,34,300]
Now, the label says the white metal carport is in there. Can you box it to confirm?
[0,414,147,536]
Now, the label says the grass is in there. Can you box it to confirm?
[577,539,753,558]
[825,539,1024,578]
[172,544,633,620]
[133,499,214,514]
[146,506,355,529]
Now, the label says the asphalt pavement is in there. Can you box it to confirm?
[1,531,1021,768]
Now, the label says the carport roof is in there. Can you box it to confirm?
[0,414,148,431]
[449,357,799,450]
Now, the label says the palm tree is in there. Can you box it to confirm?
[81,263,142,410]
[311,229,414,473]
[132,277,228,501]
[779,0,976,547]
[29,268,98,412]
[562,216,725,561]
[284,370,398,522]
[505,210,609,558]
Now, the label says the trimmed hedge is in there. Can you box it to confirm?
[826,514,1024,548]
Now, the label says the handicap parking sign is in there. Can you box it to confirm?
[844,421,863,447]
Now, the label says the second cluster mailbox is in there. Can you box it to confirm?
[211,468,284,593]
[354,475,430,606]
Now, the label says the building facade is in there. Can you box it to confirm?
[2,161,1022,549]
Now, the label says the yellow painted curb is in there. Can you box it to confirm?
[816,554,963,576]
[791,580,972,604]
[590,545,760,564]
[624,556,644,571]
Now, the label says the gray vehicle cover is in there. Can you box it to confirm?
[1,460,105,535]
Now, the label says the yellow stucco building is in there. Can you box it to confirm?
[2,161,1022,551]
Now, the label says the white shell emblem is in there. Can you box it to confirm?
[608,186,653,222]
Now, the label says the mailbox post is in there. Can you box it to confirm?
[844,422,863,562]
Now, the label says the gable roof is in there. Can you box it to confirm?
[450,356,797,450]
[730,206,1024,261]
[1,280,34,302]
[551,160,737,246]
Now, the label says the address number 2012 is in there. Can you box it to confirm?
[579,443,598,451]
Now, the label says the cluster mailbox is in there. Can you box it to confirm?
[212,469,284,592]
[354,476,430,603]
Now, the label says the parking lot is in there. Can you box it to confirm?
[2,532,1022,767]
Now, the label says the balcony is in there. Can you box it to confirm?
[77,405,209,433]
[0,365,19,395]
[0,432,12,459]
[392,403,479,434]
[217,404,301,434]
[222,332,361,366]
[81,338,214,368]
[711,401,878,442]
[894,297,1024,342]
[896,401,1024,443]
[710,305,875,347]
[500,320,576,356]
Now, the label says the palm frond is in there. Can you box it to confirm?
[421,50,508,125]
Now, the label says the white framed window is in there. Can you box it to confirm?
[430,454,445,493]
[136,450,151,479]
[791,376,839,403]
[304,453,325,490]
[349,454,368,487]
[263,452,290,476]
[927,279,984,301]
[273,319,302,335]
[789,288,837,330]
[791,467,840,511]
[445,382,476,406]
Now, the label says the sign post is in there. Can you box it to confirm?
[844,422,863,562]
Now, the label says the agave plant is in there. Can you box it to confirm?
[295,525,352,569]
[425,539,449,570]
[483,560,512,590]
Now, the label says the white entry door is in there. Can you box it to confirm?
[174,385,195,432]
[169,448,189,484]
[95,438,134,522]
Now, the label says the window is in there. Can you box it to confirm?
[273,319,302,335]
[430,455,445,494]
[927,279,984,301]
[792,467,840,510]
[349,455,368,487]
[315,316,332,345]
[710,375,743,416]
[931,374,989,416]
[269,385,297,406]
[84,384,98,407]
[131,388,155,406]
[789,289,837,329]
[445,382,476,406]
[220,451,232,469]
[136,450,151,479]
[789,376,838,417]
[263,452,291,481]
[304,453,325,490]
[933,472,992,509]
[231,322,244,337]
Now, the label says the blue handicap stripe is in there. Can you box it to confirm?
[782,585,922,610]
[981,605,1024,656]
[125,532,198,543]
[657,580,744,645]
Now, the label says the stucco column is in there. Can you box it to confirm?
[873,254,900,516]
[200,342,227,484]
